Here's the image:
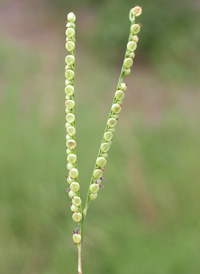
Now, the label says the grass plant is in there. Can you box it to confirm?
[65,6,142,273]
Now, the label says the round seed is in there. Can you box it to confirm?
[124,68,131,76]
[67,177,75,184]
[101,153,108,159]
[96,157,107,167]
[69,190,76,198]
[108,128,115,133]
[72,212,82,222]
[107,118,117,127]
[127,41,137,51]
[66,113,75,123]
[89,193,97,200]
[65,100,75,109]
[65,41,75,52]
[65,122,71,129]
[72,196,82,206]
[65,55,75,65]
[93,169,103,179]
[124,58,133,68]
[115,90,125,100]
[100,142,110,152]
[104,131,113,141]
[90,183,100,194]
[119,83,127,91]
[65,79,71,86]
[67,163,74,170]
[128,51,135,59]
[67,154,77,164]
[67,126,76,136]
[65,70,74,80]
[65,85,74,96]
[67,12,76,22]
[69,168,79,178]
[66,139,76,149]
[111,103,121,114]
[131,23,141,34]
[132,35,139,43]
[73,234,81,244]
[70,182,80,192]
[131,6,142,17]
[111,115,119,120]
[66,22,75,29]
[71,205,78,212]
[66,27,75,38]
[66,148,73,155]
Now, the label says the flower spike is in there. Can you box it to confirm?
[65,12,82,245]
[83,6,142,217]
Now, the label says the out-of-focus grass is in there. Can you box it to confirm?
[1,36,200,274]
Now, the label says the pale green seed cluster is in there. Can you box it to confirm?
[65,12,82,245]
[86,6,142,207]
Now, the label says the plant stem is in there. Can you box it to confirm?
[78,244,82,274]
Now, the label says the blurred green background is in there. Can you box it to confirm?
[0,0,200,273]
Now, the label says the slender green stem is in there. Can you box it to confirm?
[78,244,82,274]
[83,19,135,218]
